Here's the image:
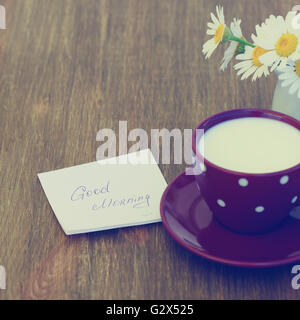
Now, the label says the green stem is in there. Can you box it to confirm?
[230,35,255,48]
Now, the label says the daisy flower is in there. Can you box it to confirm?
[202,6,226,59]
[278,59,300,98]
[234,45,270,81]
[220,18,243,71]
[252,11,300,71]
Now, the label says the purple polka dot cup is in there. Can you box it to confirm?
[192,108,300,234]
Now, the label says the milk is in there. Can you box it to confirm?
[198,117,300,173]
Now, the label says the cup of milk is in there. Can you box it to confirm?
[192,108,300,234]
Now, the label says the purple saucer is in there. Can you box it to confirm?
[160,171,300,268]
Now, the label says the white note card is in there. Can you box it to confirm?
[38,149,167,235]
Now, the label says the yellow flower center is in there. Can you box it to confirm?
[275,32,298,57]
[252,46,269,67]
[295,59,300,77]
[214,24,225,44]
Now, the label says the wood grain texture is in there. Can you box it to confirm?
[0,0,300,300]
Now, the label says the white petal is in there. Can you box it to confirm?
[289,79,300,95]
[235,61,252,73]
[252,68,261,81]
[216,6,220,18]
[234,60,252,69]
[252,66,266,81]
[207,29,215,35]
[217,6,225,25]
[230,18,242,37]
[282,75,298,87]
[263,66,270,77]
[237,66,252,76]
[277,15,286,28]
[223,42,236,57]
[260,66,268,77]
[259,51,278,66]
[202,38,218,59]
[279,72,295,80]
[211,12,219,25]
[207,22,216,29]
[235,53,250,61]
[221,43,238,71]
[241,66,257,80]
[290,51,300,61]
[254,38,275,50]
[286,11,296,24]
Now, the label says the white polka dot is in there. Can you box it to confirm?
[217,199,226,207]
[255,206,264,213]
[292,196,298,204]
[280,175,289,185]
[238,178,248,187]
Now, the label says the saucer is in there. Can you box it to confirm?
[160,171,300,267]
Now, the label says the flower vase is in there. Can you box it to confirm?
[272,72,300,121]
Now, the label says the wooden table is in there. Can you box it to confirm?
[1,0,300,300]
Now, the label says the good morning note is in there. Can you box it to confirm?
[38,149,167,235]
[70,182,151,212]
